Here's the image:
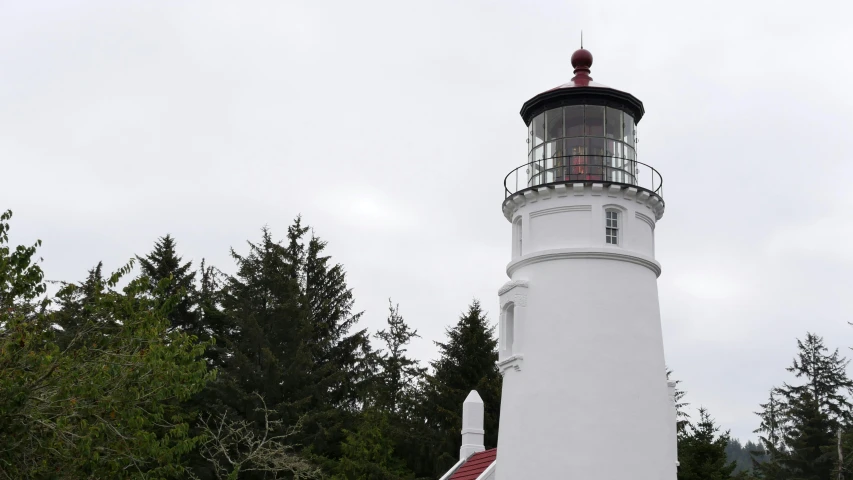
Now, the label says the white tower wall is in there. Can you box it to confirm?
[496,183,674,480]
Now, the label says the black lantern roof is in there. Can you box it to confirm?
[519,48,645,125]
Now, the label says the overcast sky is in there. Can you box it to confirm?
[2,0,853,443]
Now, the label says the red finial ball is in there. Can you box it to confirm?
[571,48,593,70]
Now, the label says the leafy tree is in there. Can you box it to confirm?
[0,210,215,478]
[677,408,739,480]
[420,300,501,477]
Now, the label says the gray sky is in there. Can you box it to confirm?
[2,0,852,443]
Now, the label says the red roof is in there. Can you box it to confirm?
[449,449,497,480]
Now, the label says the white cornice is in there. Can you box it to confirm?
[502,182,664,222]
[498,279,529,296]
[506,247,662,277]
[497,354,524,374]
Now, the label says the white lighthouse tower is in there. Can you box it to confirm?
[492,47,676,479]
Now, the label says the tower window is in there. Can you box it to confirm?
[606,210,619,245]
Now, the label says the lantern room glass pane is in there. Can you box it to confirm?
[624,146,635,183]
[623,112,635,146]
[606,139,622,158]
[585,106,604,137]
[531,113,545,148]
[545,108,563,141]
[605,107,622,139]
[564,137,584,156]
[564,106,584,137]
[584,137,605,181]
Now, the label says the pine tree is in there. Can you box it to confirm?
[217,224,313,430]
[752,333,853,480]
[209,219,375,476]
[369,301,429,478]
[137,234,200,335]
[420,300,502,477]
[677,408,739,480]
[780,391,834,480]
[781,334,853,428]
[374,300,426,414]
[667,369,691,435]
[753,389,789,479]
[53,261,106,347]
[332,409,414,480]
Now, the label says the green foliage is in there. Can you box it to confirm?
[333,409,414,480]
[0,210,215,478]
[204,219,374,478]
[373,300,426,414]
[137,234,200,335]
[751,333,853,480]
[419,300,501,477]
[678,408,739,480]
[725,438,765,475]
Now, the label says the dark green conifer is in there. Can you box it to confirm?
[420,300,501,477]
[677,408,739,480]
[137,234,199,334]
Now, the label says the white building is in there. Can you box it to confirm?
[440,48,678,480]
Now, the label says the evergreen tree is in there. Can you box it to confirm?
[333,409,414,480]
[53,261,105,347]
[209,219,375,477]
[217,224,313,430]
[370,301,428,478]
[420,300,502,477]
[780,391,834,480]
[725,438,765,475]
[780,334,853,429]
[196,258,230,367]
[753,389,790,479]
[677,408,739,480]
[301,231,374,456]
[668,369,691,435]
[374,300,426,414]
[137,234,200,335]
[752,333,853,480]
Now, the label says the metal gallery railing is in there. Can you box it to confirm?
[504,154,663,200]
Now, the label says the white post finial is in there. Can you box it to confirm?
[460,390,485,460]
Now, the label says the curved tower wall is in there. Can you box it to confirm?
[495,182,675,480]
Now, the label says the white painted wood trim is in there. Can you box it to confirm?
[475,460,497,480]
[438,458,467,480]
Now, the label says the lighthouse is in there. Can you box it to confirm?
[494,46,675,479]
[437,48,678,480]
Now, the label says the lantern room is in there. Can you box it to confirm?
[505,48,662,200]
